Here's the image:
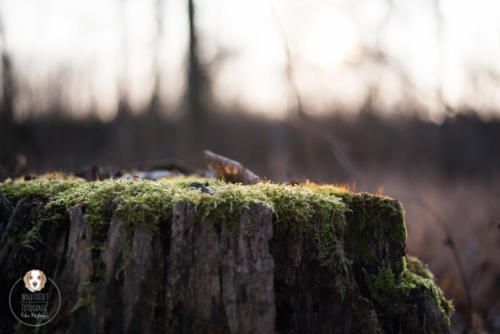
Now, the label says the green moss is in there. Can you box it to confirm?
[363,267,409,315]
[364,256,453,326]
[302,183,451,326]
[0,173,85,200]
[344,194,406,274]
[405,255,433,279]
[405,255,454,325]
[1,176,348,236]
[257,183,348,273]
[0,176,349,281]
[302,183,407,275]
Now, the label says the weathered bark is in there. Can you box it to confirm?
[0,194,450,333]
[166,202,275,333]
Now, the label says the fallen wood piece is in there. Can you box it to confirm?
[204,150,262,185]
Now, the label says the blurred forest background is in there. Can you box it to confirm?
[0,0,499,333]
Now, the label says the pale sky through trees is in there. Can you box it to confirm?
[2,0,500,121]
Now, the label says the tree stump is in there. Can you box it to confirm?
[0,176,452,333]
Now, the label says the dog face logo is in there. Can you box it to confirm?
[23,269,47,293]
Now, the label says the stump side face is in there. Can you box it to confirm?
[166,201,275,333]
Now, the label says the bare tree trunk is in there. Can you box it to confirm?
[149,0,164,115]
[0,14,16,179]
[116,0,130,119]
[186,0,207,162]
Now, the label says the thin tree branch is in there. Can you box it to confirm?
[268,0,317,179]
[399,193,473,332]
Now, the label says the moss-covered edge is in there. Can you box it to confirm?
[361,255,453,326]
[0,175,349,286]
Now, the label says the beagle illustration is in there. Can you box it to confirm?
[23,269,47,292]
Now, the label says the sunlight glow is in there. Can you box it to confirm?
[300,11,358,68]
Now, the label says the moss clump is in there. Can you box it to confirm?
[302,183,407,275]
[257,183,349,274]
[0,173,85,200]
[405,254,434,279]
[405,255,454,324]
[344,194,406,273]
[37,177,348,236]
[364,256,453,326]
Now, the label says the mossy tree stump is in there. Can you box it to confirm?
[0,175,452,333]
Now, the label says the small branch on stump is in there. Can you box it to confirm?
[204,150,261,185]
